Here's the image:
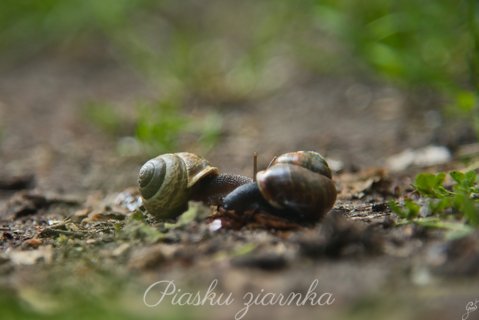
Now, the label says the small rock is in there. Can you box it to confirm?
[128,244,168,270]
[21,238,43,249]
[208,219,223,232]
[386,145,451,171]
[8,246,53,265]
[114,188,142,212]
[326,158,344,173]
[111,243,131,257]
[372,202,388,212]
[72,208,90,221]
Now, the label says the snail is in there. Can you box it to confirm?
[138,151,337,222]
[222,151,337,221]
[138,152,251,219]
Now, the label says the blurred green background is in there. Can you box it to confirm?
[0,0,477,150]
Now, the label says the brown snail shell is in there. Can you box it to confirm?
[138,152,218,219]
[223,151,337,221]
[258,151,336,219]
[256,163,336,220]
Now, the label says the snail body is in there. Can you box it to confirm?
[223,151,337,221]
[138,152,251,219]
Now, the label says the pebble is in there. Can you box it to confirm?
[386,145,451,171]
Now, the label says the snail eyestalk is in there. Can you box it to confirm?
[253,152,258,182]
[267,156,277,169]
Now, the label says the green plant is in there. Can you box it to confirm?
[111,1,321,103]
[0,1,147,58]
[135,99,222,154]
[0,1,344,104]
[2,1,477,136]
[315,1,473,85]
[314,0,479,136]
[135,99,187,153]
[81,97,221,155]
[390,170,479,238]
[83,102,124,135]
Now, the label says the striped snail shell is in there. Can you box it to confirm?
[138,152,218,219]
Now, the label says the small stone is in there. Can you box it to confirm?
[111,243,131,257]
[372,202,388,212]
[128,244,167,270]
[208,219,222,232]
[387,145,451,171]
[22,238,43,249]
[8,246,53,265]
[326,158,344,173]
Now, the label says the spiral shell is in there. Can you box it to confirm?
[256,151,336,220]
[138,152,218,219]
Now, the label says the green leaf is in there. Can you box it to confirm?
[428,198,452,215]
[407,217,475,240]
[449,171,465,184]
[388,200,405,218]
[404,199,420,219]
[413,172,447,198]
[463,171,477,188]
[457,193,479,226]
[388,199,420,220]
[83,102,123,136]
[455,90,477,113]
[135,99,188,153]
[394,169,479,231]
[135,98,222,154]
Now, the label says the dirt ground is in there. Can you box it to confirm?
[1,56,479,320]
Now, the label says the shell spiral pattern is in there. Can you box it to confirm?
[138,153,218,219]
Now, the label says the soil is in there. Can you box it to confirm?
[0,56,478,320]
